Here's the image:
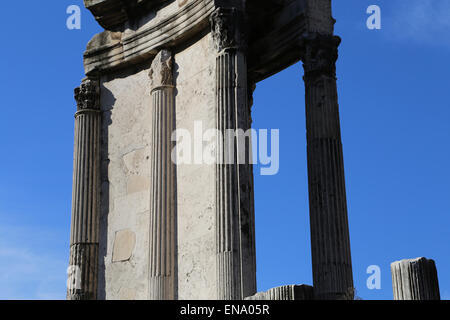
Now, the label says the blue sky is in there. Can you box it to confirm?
[0,1,449,300]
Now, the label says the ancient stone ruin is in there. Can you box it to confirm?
[67,0,441,300]
[391,258,440,300]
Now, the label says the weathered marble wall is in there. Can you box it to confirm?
[98,65,153,300]
[174,32,217,300]
[97,32,217,300]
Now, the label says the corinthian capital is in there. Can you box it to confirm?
[302,33,341,80]
[74,78,100,111]
[210,7,246,52]
[149,49,174,91]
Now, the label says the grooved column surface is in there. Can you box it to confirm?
[212,6,257,300]
[391,257,440,300]
[68,80,101,300]
[149,87,176,300]
[245,285,314,301]
[303,35,353,300]
[68,244,99,300]
[148,49,177,300]
[240,83,257,299]
[216,50,243,300]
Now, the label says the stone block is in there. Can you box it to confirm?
[112,229,136,262]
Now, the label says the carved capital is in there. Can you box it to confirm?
[302,34,341,80]
[210,7,246,52]
[74,79,100,112]
[149,49,174,91]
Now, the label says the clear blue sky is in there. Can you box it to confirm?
[0,0,449,300]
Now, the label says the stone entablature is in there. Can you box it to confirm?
[84,0,215,75]
[84,0,170,29]
[83,0,335,82]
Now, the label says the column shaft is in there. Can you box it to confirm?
[302,34,353,300]
[68,79,101,300]
[148,50,177,300]
[216,49,243,300]
[211,7,257,300]
[240,83,257,298]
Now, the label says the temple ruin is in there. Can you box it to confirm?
[67,0,440,301]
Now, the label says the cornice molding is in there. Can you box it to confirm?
[84,0,215,75]
[83,0,334,82]
[84,0,170,30]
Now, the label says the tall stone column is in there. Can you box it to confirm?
[242,82,257,298]
[148,49,177,300]
[211,7,257,300]
[391,257,441,300]
[68,78,101,300]
[302,34,354,300]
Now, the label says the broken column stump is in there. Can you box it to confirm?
[245,285,314,300]
[391,257,440,300]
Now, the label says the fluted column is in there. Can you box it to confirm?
[68,78,101,300]
[148,49,177,300]
[302,34,354,300]
[241,82,257,298]
[391,257,441,300]
[211,6,257,300]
